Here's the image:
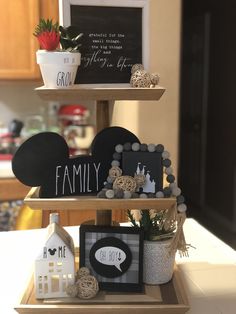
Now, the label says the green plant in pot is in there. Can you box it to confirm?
[127,209,177,285]
[33,19,83,88]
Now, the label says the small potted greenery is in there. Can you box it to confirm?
[33,19,83,88]
[127,209,177,285]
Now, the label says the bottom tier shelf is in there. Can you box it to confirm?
[15,266,189,314]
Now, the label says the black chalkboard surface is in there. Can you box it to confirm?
[70,5,142,84]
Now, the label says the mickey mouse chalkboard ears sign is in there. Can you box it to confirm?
[12,127,140,198]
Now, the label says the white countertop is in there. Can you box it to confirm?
[0,218,236,314]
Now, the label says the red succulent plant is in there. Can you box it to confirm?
[33,19,60,51]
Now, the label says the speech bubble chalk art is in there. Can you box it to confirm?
[90,237,132,278]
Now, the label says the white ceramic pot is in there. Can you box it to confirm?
[143,239,175,285]
[36,50,81,88]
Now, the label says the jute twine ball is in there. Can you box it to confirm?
[131,63,144,74]
[109,166,122,178]
[130,70,152,88]
[77,275,99,299]
[113,175,137,192]
[134,174,146,188]
[66,284,79,297]
[76,266,90,281]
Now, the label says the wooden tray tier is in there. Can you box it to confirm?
[24,187,176,211]
[15,266,189,314]
[35,85,165,102]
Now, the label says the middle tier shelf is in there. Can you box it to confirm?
[25,187,176,211]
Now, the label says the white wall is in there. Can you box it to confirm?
[112,0,181,174]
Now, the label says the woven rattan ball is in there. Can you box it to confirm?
[76,267,90,281]
[131,63,144,74]
[130,70,152,88]
[77,275,99,299]
[113,176,137,192]
[134,174,146,188]
[109,166,122,178]
[66,284,79,297]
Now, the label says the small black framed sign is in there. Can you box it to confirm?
[59,0,149,85]
[79,225,144,292]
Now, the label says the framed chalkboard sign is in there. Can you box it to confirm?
[59,0,149,85]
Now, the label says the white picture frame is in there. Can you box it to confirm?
[59,0,149,86]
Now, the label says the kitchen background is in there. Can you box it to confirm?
[0,0,235,249]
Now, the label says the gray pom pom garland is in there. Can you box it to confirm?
[96,142,187,214]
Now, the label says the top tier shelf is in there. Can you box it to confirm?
[35,85,165,102]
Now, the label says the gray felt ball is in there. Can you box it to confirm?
[169,182,178,190]
[105,189,115,199]
[132,142,140,151]
[140,144,148,151]
[165,167,173,175]
[123,191,132,199]
[156,144,164,153]
[147,144,156,152]
[132,192,139,198]
[177,195,185,204]
[162,159,171,167]
[111,160,120,167]
[163,187,171,197]
[156,191,164,198]
[166,174,175,183]
[97,190,106,198]
[123,142,132,151]
[162,151,170,159]
[172,187,181,197]
[115,144,123,153]
[115,189,124,199]
[140,193,148,198]
[113,152,121,160]
[177,203,187,213]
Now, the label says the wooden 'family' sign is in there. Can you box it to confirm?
[12,127,139,198]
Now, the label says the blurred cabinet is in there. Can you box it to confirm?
[0,0,59,80]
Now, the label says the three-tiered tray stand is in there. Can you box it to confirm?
[15,86,189,314]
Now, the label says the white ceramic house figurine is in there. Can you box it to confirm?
[34,213,75,299]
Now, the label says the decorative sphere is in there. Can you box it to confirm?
[166,174,175,183]
[156,191,164,198]
[123,190,132,199]
[147,144,156,152]
[130,70,152,88]
[162,151,170,159]
[123,142,132,151]
[132,142,140,151]
[140,193,148,198]
[131,63,144,74]
[77,275,99,299]
[177,195,185,204]
[162,159,171,167]
[165,167,173,175]
[140,143,148,151]
[156,144,164,153]
[172,187,181,197]
[111,160,120,167]
[177,203,187,213]
[115,144,123,153]
[150,73,160,85]
[105,189,115,199]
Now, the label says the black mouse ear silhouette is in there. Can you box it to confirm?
[12,132,69,187]
[90,126,140,160]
